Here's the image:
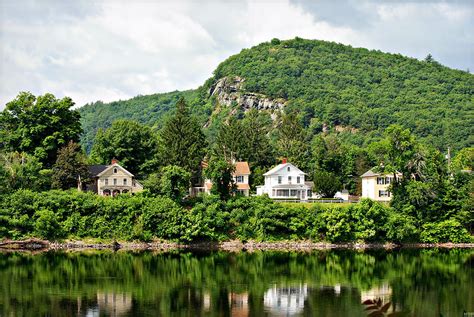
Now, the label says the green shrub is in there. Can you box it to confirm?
[351,199,390,242]
[384,212,419,243]
[420,219,472,243]
[319,207,354,242]
[34,209,65,240]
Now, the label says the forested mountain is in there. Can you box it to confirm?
[79,89,203,152]
[79,38,473,153]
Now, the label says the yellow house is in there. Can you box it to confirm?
[83,159,143,196]
[361,169,400,202]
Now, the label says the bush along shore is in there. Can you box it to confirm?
[0,190,472,248]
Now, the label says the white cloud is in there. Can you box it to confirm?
[0,0,472,110]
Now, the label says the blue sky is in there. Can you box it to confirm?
[0,0,472,109]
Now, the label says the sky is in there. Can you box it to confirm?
[0,0,473,109]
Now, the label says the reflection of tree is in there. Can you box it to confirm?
[0,249,472,316]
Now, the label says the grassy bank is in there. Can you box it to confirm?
[0,189,472,244]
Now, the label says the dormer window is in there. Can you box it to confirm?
[113,168,118,173]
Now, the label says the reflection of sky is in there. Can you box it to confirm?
[264,284,308,316]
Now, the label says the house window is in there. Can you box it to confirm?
[113,178,117,185]
[287,166,290,171]
[105,179,108,186]
[123,178,127,185]
[377,177,393,185]
[236,175,244,183]
[297,176,300,184]
[379,190,390,197]
[288,176,292,184]
[278,176,282,184]
[290,189,297,196]
[113,168,118,173]
[276,189,289,197]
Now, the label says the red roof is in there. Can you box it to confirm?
[234,162,250,175]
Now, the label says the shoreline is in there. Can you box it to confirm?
[1,239,474,252]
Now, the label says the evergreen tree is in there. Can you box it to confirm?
[51,141,89,190]
[160,97,207,178]
[276,112,310,171]
[240,109,274,168]
[214,117,243,161]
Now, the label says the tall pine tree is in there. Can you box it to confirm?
[160,97,207,179]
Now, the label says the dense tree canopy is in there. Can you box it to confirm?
[0,92,82,167]
[210,38,474,152]
[79,90,205,153]
[90,120,158,177]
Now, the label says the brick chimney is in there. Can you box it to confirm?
[282,158,287,164]
[111,158,118,165]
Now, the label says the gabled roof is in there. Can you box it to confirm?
[96,163,135,178]
[361,169,379,178]
[234,162,250,175]
[89,165,108,177]
[263,163,306,176]
[361,169,401,178]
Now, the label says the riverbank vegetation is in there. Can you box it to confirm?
[0,190,471,244]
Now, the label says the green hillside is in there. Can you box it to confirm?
[79,89,205,152]
[208,38,473,151]
[79,38,474,152]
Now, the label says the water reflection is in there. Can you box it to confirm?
[0,249,472,316]
[264,284,307,315]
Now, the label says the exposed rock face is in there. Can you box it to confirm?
[209,76,286,111]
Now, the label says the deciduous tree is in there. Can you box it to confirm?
[0,92,82,167]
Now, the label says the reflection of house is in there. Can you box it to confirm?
[96,292,132,316]
[360,284,392,303]
[191,161,251,196]
[361,169,401,202]
[82,159,143,196]
[229,292,249,317]
[263,284,308,316]
[256,160,312,200]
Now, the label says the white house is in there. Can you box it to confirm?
[82,159,143,196]
[256,161,312,200]
[361,169,400,202]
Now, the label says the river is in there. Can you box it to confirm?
[0,248,472,316]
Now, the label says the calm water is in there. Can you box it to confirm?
[0,249,472,317]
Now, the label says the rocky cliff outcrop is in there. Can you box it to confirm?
[209,76,286,111]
